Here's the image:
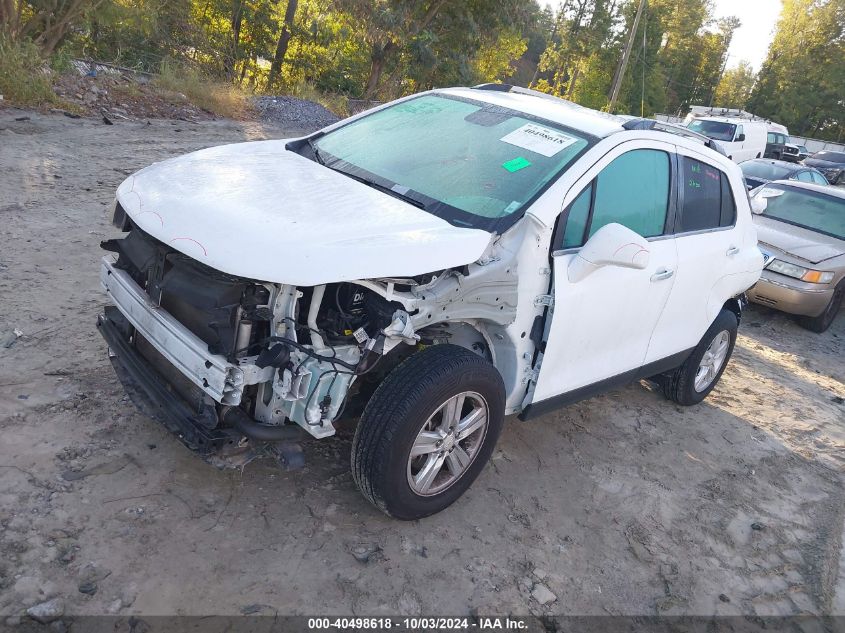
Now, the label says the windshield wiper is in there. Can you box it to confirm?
[307,138,326,165]
[322,163,426,210]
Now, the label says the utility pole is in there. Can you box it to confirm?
[608,0,646,112]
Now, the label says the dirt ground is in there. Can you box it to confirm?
[0,109,843,625]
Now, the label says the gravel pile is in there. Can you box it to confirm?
[253,95,341,131]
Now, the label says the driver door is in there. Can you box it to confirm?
[530,141,679,405]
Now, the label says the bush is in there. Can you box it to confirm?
[153,60,251,119]
[0,33,56,106]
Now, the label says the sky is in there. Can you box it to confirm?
[711,0,783,71]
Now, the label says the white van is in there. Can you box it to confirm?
[687,116,768,163]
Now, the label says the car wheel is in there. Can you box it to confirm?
[797,282,844,333]
[661,309,738,406]
[351,344,505,520]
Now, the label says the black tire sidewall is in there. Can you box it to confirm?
[353,345,505,520]
[384,366,503,518]
[676,310,738,405]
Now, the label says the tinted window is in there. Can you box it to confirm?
[562,185,592,248]
[680,157,721,231]
[796,171,813,183]
[767,133,776,143]
[755,185,845,240]
[740,160,792,180]
[588,150,670,238]
[810,171,829,185]
[688,120,736,142]
[812,151,845,163]
[313,94,592,232]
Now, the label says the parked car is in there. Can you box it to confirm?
[764,124,790,160]
[782,143,801,163]
[796,145,810,162]
[803,150,845,186]
[98,85,763,519]
[747,181,845,332]
[739,158,829,190]
[686,116,767,162]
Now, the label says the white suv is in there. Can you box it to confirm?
[98,85,764,519]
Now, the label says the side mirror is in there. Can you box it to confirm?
[750,196,767,214]
[568,223,650,283]
[736,133,746,142]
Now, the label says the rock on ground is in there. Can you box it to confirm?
[253,96,340,131]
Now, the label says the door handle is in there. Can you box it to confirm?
[650,268,674,282]
[726,246,740,256]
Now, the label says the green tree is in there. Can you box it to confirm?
[713,60,756,110]
[749,0,844,140]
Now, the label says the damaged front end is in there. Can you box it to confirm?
[98,222,516,467]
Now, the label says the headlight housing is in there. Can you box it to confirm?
[767,259,834,284]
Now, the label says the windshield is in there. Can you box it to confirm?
[311,94,593,232]
[757,185,845,240]
[688,119,736,142]
[740,161,792,180]
[812,151,845,163]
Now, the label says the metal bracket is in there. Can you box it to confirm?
[534,294,554,308]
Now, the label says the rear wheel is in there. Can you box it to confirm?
[351,344,505,520]
[797,282,843,333]
[661,309,738,406]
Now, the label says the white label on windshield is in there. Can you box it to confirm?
[500,124,578,157]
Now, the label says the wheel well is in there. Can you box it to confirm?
[723,297,743,324]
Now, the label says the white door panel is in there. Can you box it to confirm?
[532,238,678,402]
[645,145,744,363]
[531,139,679,404]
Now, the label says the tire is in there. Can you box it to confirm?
[351,344,505,520]
[797,282,843,333]
[661,309,738,406]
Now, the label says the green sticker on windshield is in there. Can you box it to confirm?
[502,156,532,172]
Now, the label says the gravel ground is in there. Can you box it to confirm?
[0,110,843,630]
[253,95,341,130]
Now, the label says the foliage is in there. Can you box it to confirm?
[713,60,756,110]
[748,0,844,141]
[153,58,251,118]
[0,0,841,142]
[0,30,56,105]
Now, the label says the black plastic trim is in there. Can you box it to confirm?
[518,348,694,421]
[97,307,237,454]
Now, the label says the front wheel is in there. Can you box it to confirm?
[351,344,505,520]
[797,282,843,333]
[661,309,738,406]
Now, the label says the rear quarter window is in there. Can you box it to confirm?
[678,157,735,232]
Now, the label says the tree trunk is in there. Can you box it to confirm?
[225,0,244,80]
[363,47,388,99]
[267,0,298,88]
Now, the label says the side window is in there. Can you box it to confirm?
[561,185,592,248]
[719,173,736,227]
[811,171,828,185]
[767,132,776,143]
[679,157,721,231]
[796,170,813,183]
[588,149,670,239]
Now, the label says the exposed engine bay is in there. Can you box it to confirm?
[99,222,520,447]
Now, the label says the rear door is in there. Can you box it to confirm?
[531,141,679,403]
[645,146,740,363]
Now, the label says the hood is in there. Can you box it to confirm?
[804,157,843,170]
[754,216,844,264]
[116,140,492,286]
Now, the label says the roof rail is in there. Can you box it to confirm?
[471,83,617,119]
[621,118,728,156]
[473,83,513,92]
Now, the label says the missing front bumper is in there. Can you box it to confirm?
[97,307,239,454]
